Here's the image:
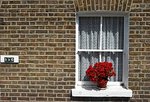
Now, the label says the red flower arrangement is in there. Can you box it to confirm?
[86,62,116,88]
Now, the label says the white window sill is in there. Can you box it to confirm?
[72,84,132,97]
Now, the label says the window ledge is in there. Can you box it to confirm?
[72,85,132,97]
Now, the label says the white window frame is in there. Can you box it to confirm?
[72,11,132,97]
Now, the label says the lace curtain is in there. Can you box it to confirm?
[78,17,124,81]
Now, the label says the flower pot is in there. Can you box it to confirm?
[97,78,108,89]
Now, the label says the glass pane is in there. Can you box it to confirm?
[78,52,123,81]
[79,17,100,49]
[101,52,123,81]
[102,17,124,50]
[78,52,99,81]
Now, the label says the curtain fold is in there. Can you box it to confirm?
[79,17,100,49]
[102,17,124,49]
[79,52,99,81]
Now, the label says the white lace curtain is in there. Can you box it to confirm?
[78,17,124,81]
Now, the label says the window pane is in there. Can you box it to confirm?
[101,52,123,81]
[78,52,99,81]
[79,17,100,49]
[102,17,124,50]
[78,52,123,81]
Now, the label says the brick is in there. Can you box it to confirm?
[36,98,47,101]
[18,97,29,101]
[130,17,142,21]
[27,93,38,97]
[26,0,39,4]
[1,97,11,100]
[130,86,141,90]
[2,1,8,4]
[133,0,143,3]
[54,98,66,101]
[64,77,75,81]
[46,0,58,4]
[1,5,11,8]
[144,0,150,3]
[140,95,150,98]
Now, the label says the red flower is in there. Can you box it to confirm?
[86,65,97,82]
[86,62,116,88]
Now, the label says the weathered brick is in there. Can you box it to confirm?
[144,0,150,3]
[36,97,47,101]
[133,0,143,3]
[18,97,29,101]
[54,98,66,101]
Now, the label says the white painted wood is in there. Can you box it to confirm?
[72,82,132,97]
[78,49,123,52]
[123,14,129,88]
[99,17,103,62]
[75,14,79,88]
[72,85,132,97]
